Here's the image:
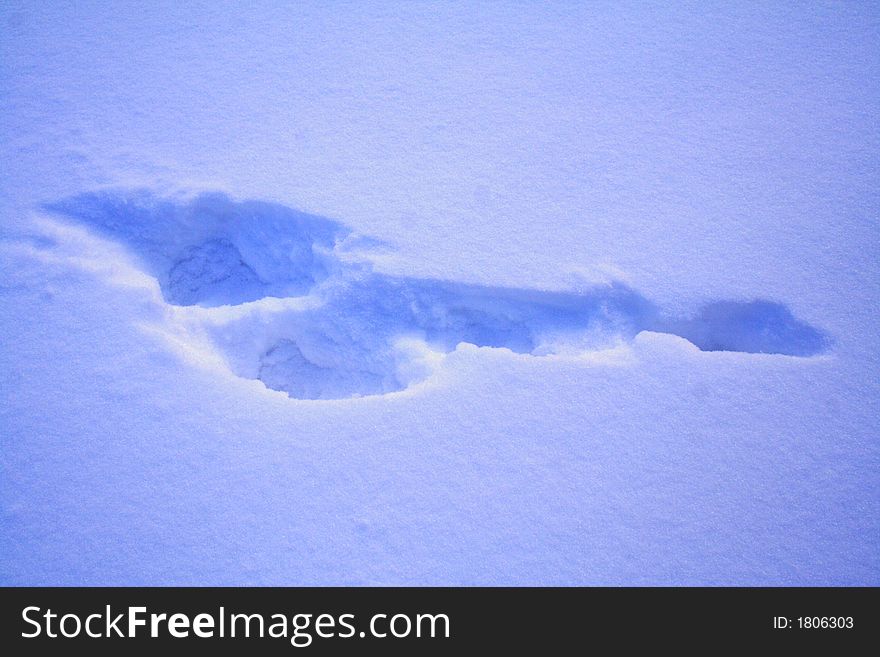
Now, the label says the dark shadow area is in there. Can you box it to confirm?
[656,301,829,358]
[45,191,347,306]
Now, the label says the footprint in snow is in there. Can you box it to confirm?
[42,191,830,400]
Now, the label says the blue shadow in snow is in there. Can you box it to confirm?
[43,191,830,399]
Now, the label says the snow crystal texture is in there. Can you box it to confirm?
[1,2,877,585]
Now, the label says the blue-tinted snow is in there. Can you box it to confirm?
[1,2,877,584]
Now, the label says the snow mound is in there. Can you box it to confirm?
[43,190,830,399]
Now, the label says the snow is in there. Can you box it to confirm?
[1,2,878,585]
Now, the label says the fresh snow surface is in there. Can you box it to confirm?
[1,2,878,585]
